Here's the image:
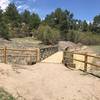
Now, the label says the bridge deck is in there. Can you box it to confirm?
[42,51,63,63]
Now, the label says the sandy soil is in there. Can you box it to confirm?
[0,62,100,100]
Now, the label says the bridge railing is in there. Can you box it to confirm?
[0,46,58,65]
[0,47,39,65]
[63,51,100,72]
[40,45,58,61]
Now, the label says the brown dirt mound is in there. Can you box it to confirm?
[58,41,78,50]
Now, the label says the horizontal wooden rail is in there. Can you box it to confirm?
[73,59,100,68]
[87,54,100,59]
[0,48,4,50]
[64,56,85,62]
[7,55,37,57]
[73,58,85,63]
[86,62,100,68]
[66,51,86,56]
[7,48,36,51]
[0,55,4,57]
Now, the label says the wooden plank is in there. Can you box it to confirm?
[36,48,40,62]
[4,47,7,64]
[87,54,100,59]
[73,58,85,63]
[7,55,37,57]
[0,48,4,50]
[87,62,100,68]
[84,53,88,72]
[73,58,100,68]
[66,51,86,56]
[7,48,36,52]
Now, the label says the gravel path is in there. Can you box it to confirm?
[0,63,100,100]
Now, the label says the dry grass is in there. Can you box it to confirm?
[89,45,100,54]
[0,37,46,49]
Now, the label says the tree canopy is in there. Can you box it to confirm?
[0,3,100,45]
[0,3,41,38]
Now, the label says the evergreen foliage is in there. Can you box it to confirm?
[0,3,100,45]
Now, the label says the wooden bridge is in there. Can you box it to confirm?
[0,46,100,70]
[0,47,100,100]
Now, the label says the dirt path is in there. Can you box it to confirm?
[42,51,63,63]
[0,63,100,100]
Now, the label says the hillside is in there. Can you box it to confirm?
[0,37,46,49]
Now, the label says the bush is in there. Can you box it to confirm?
[37,25,60,44]
[0,22,10,40]
[81,32,100,45]
[67,30,100,45]
[67,30,85,43]
[0,88,15,100]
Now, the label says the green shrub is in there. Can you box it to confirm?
[81,32,100,45]
[0,22,10,40]
[37,25,60,44]
[67,30,85,43]
[0,88,16,100]
[67,30,100,45]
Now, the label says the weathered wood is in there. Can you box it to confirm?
[4,47,7,64]
[73,58,85,63]
[7,48,36,51]
[87,62,100,68]
[84,53,88,72]
[0,46,58,64]
[36,48,40,62]
[87,54,100,59]
[0,47,37,64]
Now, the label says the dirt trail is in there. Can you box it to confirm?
[0,62,100,100]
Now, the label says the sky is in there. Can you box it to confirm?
[0,0,100,22]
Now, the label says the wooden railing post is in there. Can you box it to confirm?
[36,48,40,62]
[84,53,88,72]
[4,46,7,64]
